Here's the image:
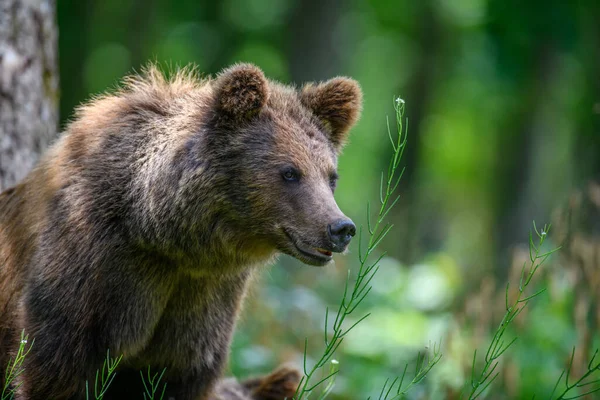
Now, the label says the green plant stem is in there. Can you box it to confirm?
[2,331,34,400]
[551,348,600,399]
[86,350,123,400]
[294,98,408,399]
[141,367,168,400]
[374,343,443,400]
[465,222,559,399]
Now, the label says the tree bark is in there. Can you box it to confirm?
[0,0,58,191]
[287,0,347,82]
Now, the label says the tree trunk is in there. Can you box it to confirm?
[287,0,347,82]
[0,0,59,191]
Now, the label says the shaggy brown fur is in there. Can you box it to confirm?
[0,63,362,400]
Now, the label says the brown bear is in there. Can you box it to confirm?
[0,63,362,400]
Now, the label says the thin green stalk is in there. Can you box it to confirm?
[85,350,123,400]
[550,348,600,399]
[293,97,408,399]
[141,367,168,400]
[2,331,34,400]
[464,223,559,399]
[373,342,443,400]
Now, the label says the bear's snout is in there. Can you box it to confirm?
[327,218,356,250]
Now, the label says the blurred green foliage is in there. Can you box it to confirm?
[56,0,600,398]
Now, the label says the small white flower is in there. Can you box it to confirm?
[331,359,339,365]
[21,339,27,344]
[541,231,547,236]
[395,97,405,105]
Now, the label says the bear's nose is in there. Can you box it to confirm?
[328,219,356,250]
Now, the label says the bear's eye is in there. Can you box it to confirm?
[329,173,339,191]
[282,168,300,182]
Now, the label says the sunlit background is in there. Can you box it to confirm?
[57,1,600,398]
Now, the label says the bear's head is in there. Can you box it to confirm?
[207,64,362,266]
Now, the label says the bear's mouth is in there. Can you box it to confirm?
[282,229,334,267]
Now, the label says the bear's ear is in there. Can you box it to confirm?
[300,77,362,150]
[213,63,269,122]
